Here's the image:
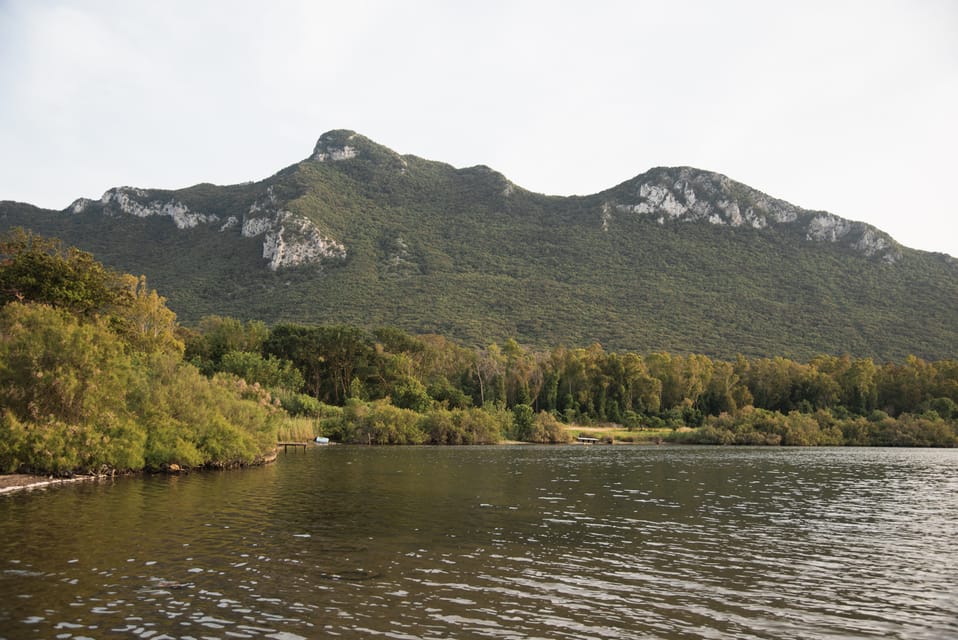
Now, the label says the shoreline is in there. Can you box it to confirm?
[0,448,282,496]
[0,473,105,495]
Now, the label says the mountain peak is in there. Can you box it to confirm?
[312,129,361,162]
[309,129,411,174]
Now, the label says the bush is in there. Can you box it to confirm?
[528,411,572,444]
[421,407,503,444]
[330,399,425,444]
[421,409,460,444]
[456,407,503,444]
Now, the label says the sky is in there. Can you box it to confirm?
[1,0,956,256]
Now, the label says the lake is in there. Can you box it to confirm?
[1,445,956,639]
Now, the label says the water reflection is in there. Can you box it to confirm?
[2,446,957,639]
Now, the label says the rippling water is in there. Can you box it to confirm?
[1,446,957,639]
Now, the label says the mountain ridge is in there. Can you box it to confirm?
[56,130,912,270]
[2,130,956,361]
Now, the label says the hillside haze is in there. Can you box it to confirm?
[2,130,956,360]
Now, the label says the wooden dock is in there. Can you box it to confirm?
[278,442,309,452]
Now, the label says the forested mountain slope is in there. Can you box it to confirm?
[2,130,956,360]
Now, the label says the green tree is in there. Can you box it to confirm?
[0,228,131,317]
[218,351,305,392]
[512,403,535,441]
[186,315,269,370]
[839,358,879,415]
[391,376,433,412]
[111,275,184,355]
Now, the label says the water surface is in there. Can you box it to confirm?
[1,446,956,639]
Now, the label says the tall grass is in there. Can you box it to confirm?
[275,416,319,442]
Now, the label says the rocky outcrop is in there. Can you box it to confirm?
[69,185,347,271]
[242,187,346,271]
[606,167,901,263]
[806,213,898,261]
[312,130,360,162]
[71,188,220,230]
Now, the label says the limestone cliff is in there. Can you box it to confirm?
[242,187,346,270]
[68,184,346,272]
[603,167,901,263]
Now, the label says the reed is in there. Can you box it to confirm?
[275,416,319,443]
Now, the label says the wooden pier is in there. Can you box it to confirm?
[278,442,309,452]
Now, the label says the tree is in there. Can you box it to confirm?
[0,228,131,317]
[646,352,684,410]
[512,404,535,441]
[186,315,269,368]
[264,324,375,404]
[876,356,938,416]
[701,360,744,415]
[1,230,184,356]
[218,351,305,392]
[745,357,806,413]
[838,358,878,415]
[620,353,662,415]
[474,344,506,407]
[111,275,184,355]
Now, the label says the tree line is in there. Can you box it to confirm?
[2,230,956,478]
[184,314,958,448]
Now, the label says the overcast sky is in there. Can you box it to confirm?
[1,0,956,256]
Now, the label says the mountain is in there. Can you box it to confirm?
[2,130,957,360]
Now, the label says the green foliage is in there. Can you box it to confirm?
[0,303,147,473]
[0,228,131,316]
[185,316,958,447]
[264,324,376,403]
[529,411,572,444]
[669,406,956,447]
[3,147,957,363]
[0,239,284,475]
[426,377,472,409]
[512,404,535,441]
[276,391,326,417]
[1,226,956,476]
[0,229,184,358]
[111,275,184,356]
[185,315,269,372]
[217,350,305,391]
[134,359,278,468]
[330,399,425,445]
[420,407,502,444]
[390,376,432,412]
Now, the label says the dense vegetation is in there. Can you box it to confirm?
[2,231,956,478]
[183,315,958,448]
[2,131,956,361]
[0,230,279,475]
